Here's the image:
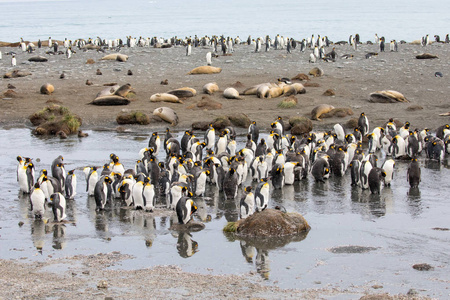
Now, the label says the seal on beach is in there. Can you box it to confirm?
[223,87,243,100]
[311,104,335,120]
[167,89,194,98]
[150,93,183,103]
[267,86,283,98]
[178,87,197,96]
[369,90,408,103]
[309,67,324,77]
[89,96,130,106]
[256,84,270,98]
[203,82,219,95]
[28,56,48,62]
[114,83,133,97]
[96,85,120,98]
[187,66,222,75]
[153,107,179,126]
[40,83,54,95]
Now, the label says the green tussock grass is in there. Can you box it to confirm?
[223,222,238,233]
[277,101,297,109]
[63,114,81,133]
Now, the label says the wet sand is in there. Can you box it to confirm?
[1,41,449,132]
[0,41,446,299]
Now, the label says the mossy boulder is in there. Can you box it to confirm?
[116,111,150,125]
[212,116,232,130]
[228,113,251,128]
[277,96,298,108]
[29,104,82,136]
[192,121,210,131]
[289,117,313,135]
[223,209,310,247]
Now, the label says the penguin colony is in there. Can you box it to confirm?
[19,112,448,223]
[8,33,449,66]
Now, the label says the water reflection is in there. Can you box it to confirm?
[407,187,422,217]
[31,219,46,252]
[51,223,66,250]
[176,231,198,258]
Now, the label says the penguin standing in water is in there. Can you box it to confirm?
[240,186,255,219]
[368,167,386,194]
[349,159,361,186]
[254,178,270,212]
[18,162,35,194]
[119,176,135,206]
[223,167,239,199]
[358,112,369,136]
[52,162,66,190]
[248,121,259,143]
[142,177,155,212]
[94,176,112,210]
[86,167,98,196]
[381,159,395,186]
[65,169,77,199]
[360,160,373,189]
[50,192,67,222]
[271,163,285,189]
[311,156,330,183]
[407,158,421,188]
[176,196,197,224]
[30,183,46,219]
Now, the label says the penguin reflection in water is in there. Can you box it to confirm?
[177,231,198,258]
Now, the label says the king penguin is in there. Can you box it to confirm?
[176,196,197,224]
[240,186,255,219]
[142,177,156,212]
[94,176,112,210]
[254,178,270,212]
[65,169,77,199]
[50,192,67,222]
[407,158,421,188]
[30,182,46,219]
[358,112,369,136]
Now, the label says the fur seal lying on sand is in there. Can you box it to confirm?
[416,53,438,59]
[101,53,128,62]
[187,66,222,75]
[311,104,335,120]
[28,56,48,62]
[167,89,194,98]
[89,96,130,106]
[153,107,179,125]
[369,90,408,103]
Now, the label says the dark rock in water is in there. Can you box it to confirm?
[231,209,310,238]
[28,56,48,62]
[116,111,150,125]
[228,113,251,128]
[169,221,205,232]
[412,263,434,271]
[329,245,378,254]
[212,116,231,130]
[416,53,438,59]
[289,117,313,135]
[89,96,130,106]
[192,121,210,131]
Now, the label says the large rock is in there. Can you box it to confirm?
[228,113,251,128]
[196,95,222,110]
[289,117,313,135]
[236,209,309,236]
[29,104,82,136]
[212,116,231,130]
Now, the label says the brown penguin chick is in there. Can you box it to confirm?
[78,130,89,138]
[160,79,168,85]
[96,69,102,75]
[86,80,93,86]
[57,131,67,139]
[127,70,133,76]
[60,72,65,79]
[7,83,16,89]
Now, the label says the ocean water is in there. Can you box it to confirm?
[0,0,449,43]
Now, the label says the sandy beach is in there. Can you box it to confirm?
[1,41,446,299]
[1,41,449,132]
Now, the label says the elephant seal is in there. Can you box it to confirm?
[282,85,297,96]
[167,89,194,98]
[416,53,438,59]
[28,56,48,62]
[187,66,222,75]
[267,86,283,98]
[178,87,197,96]
[153,107,179,126]
[150,93,183,103]
[203,82,219,95]
[223,87,243,100]
[311,104,335,120]
[89,96,130,106]
[114,83,133,97]
[96,85,120,98]
[309,67,324,77]
[256,84,270,98]
[291,83,306,94]
[101,53,129,61]
[369,90,408,103]
[40,83,54,95]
